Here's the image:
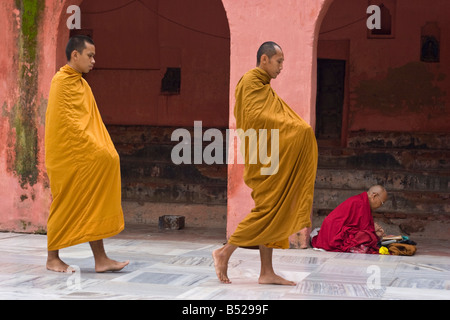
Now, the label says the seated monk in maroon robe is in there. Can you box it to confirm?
[311,185,387,254]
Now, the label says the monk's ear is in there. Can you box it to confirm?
[70,50,79,62]
[258,54,270,67]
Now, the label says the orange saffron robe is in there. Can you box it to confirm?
[228,68,318,249]
[45,65,124,251]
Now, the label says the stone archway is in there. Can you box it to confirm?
[314,0,450,239]
[55,0,231,230]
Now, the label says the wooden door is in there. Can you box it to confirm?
[315,59,346,146]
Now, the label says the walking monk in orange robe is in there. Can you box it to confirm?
[213,42,318,285]
[45,35,128,273]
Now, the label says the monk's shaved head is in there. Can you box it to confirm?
[66,35,95,62]
[257,41,282,67]
[367,185,388,210]
[368,185,386,195]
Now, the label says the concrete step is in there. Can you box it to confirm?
[120,158,227,182]
[312,187,449,238]
[122,178,227,205]
[318,147,450,172]
[315,168,449,192]
[108,125,178,146]
[347,131,450,150]
[110,125,228,206]
[120,157,227,205]
[314,133,449,239]
[313,188,449,216]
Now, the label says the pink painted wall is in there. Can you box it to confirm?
[6,0,446,238]
[0,0,67,232]
[0,0,231,232]
[0,1,21,231]
[0,0,332,234]
[222,0,332,239]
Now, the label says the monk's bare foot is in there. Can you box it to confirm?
[46,257,75,273]
[259,273,296,286]
[95,258,129,273]
[212,249,231,284]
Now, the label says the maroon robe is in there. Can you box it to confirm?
[311,192,379,254]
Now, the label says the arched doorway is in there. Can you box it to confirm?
[57,0,230,230]
[314,0,450,239]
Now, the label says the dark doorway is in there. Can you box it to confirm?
[315,58,346,146]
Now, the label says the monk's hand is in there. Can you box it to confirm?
[374,223,385,238]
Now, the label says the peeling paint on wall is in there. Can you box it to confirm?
[354,62,446,114]
[11,0,44,187]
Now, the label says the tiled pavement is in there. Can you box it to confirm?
[0,226,449,301]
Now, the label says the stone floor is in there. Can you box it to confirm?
[0,225,449,301]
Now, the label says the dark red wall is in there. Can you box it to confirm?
[318,0,450,135]
[79,0,230,127]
